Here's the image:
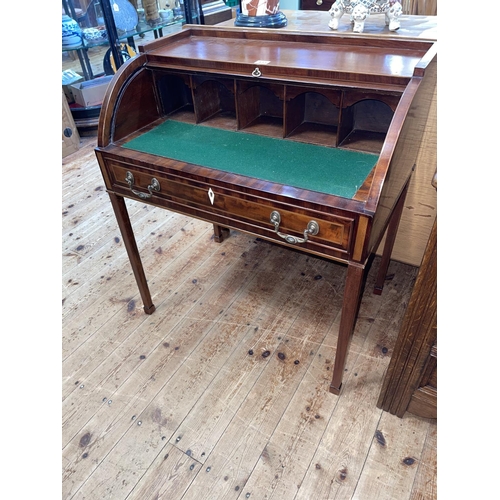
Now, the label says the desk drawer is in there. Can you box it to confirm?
[105,159,355,257]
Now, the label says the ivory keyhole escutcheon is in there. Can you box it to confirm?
[208,188,215,205]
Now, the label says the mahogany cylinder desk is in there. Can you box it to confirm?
[95,23,437,394]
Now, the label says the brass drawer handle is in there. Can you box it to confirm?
[125,171,160,199]
[316,0,323,5]
[270,210,319,245]
[252,67,262,78]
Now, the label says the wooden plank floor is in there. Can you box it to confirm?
[62,136,437,500]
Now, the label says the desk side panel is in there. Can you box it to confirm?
[366,52,437,258]
[377,54,437,266]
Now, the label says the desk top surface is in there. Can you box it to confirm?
[146,31,429,80]
[141,17,435,87]
[216,10,437,41]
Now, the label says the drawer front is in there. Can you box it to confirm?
[105,159,355,259]
[300,0,331,11]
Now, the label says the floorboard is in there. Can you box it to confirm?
[62,135,437,500]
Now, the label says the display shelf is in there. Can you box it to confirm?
[61,17,184,53]
[62,0,190,81]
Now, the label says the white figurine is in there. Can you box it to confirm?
[328,0,403,33]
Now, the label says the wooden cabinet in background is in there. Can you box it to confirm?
[377,216,437,418]
[62,91,80,158]
[299,0,438,15]
[300,0,331,11]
